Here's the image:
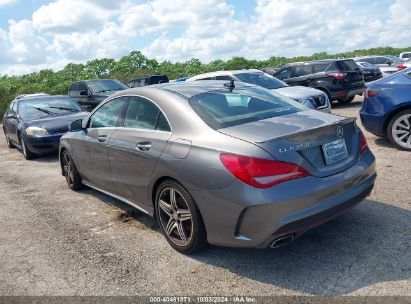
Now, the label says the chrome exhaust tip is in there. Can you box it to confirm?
[270,234,294,249]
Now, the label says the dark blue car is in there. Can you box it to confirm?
[2,95,88,159]
[360,67,411,150]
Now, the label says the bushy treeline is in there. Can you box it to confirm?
[1,46,410,116]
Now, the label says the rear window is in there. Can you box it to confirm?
[189,87,304,129]
[235,72,287,89]
[328,60,359,72]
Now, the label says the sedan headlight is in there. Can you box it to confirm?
[300,98,317,109]
[26,127,49,136]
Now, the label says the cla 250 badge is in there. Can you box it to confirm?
[279,142,312,153]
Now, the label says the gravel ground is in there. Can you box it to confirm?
[0,96,410,296]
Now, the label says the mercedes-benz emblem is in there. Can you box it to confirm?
[337,126,344,138]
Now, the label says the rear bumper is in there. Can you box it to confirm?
[24,134,62,155]
[359,111,385,137]
[330,86,366,100]
[190,152,376,248]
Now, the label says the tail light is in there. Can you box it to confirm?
[397,64,407,70]
[365,90,379,99]
[359,132,368,154]
[220,153,310,189]
[328,72,347,80]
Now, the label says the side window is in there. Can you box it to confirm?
[6,102,14,115]
[215,75,233,81]
[123,96,171,132]
[276,68,291,80]
[89,97,129,128]
[312,63,329,73]
[69,83,79,97]
[361,58,374,64]
[12,102,17,113]
[293,65,313,77]
[78,82,88,95]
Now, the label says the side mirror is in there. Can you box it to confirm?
[386,61,392,66]
[6,113,16,119]
[69,119,84,132]
[80,90,90,96]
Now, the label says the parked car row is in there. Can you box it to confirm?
[2,59,410,254]
[186,69,331,112]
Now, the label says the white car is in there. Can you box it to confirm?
[187,70,331,113]
[399,52,411,61]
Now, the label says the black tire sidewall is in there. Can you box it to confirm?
[338,96,355,104]
[387,109,411,151]
[62,150,83,190]
[155,180,207,254]
[20,136,35,160]
[5,132,14,148]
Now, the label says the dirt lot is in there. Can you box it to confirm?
[0,96,410,296]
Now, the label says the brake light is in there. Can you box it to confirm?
[397,64,407,70]
[359,133,368,154]
[220,153,310,189]
[328,72,347,80]
[368,90,379,97]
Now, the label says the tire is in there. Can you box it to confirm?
[387,109,411,151]
[316,89,332,103]
[20,136,36,160]
[4,131,14,149]
[61,149,84,190]
[338,96,355,104]
[155,180,207,254]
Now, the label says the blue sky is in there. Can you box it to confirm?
[0,0,409,75]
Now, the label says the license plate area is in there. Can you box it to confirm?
[322,139,348,165]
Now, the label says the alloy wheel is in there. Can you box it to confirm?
[63,152,75,187]
[392,113,411,149]
[158,188,193,247]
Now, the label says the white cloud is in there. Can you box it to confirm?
[1,0,411,75]
[0,0,16,7]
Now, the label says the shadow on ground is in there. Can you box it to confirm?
[192,199,411,295]
[374,137,399,151]
[79,185,410,296]
[331,100,363,110]
[31,153,60,163]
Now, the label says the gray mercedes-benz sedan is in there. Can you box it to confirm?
[59,80,376,253]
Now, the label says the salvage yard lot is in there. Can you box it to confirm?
[0,96,410,296]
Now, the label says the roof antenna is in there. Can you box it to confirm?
[224,80,235,92]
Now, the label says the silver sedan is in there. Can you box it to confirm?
[60,81,376,253]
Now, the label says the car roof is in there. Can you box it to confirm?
[283,58,353,67]
[129,75,168,81]
[16,95,71,102]
[150,80,259,99]
[188,69,262,80]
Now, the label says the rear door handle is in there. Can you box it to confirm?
[97,135,107,142]
[136,142,152,151]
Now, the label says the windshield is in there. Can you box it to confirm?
[18,97,83,120]
[189,87,304,129]
[235,72,288,89]
[88,80,128,94]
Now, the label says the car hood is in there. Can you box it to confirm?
[25,112,89,133]
[273,86,324,100]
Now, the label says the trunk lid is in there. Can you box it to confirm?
[219,110,360,178]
